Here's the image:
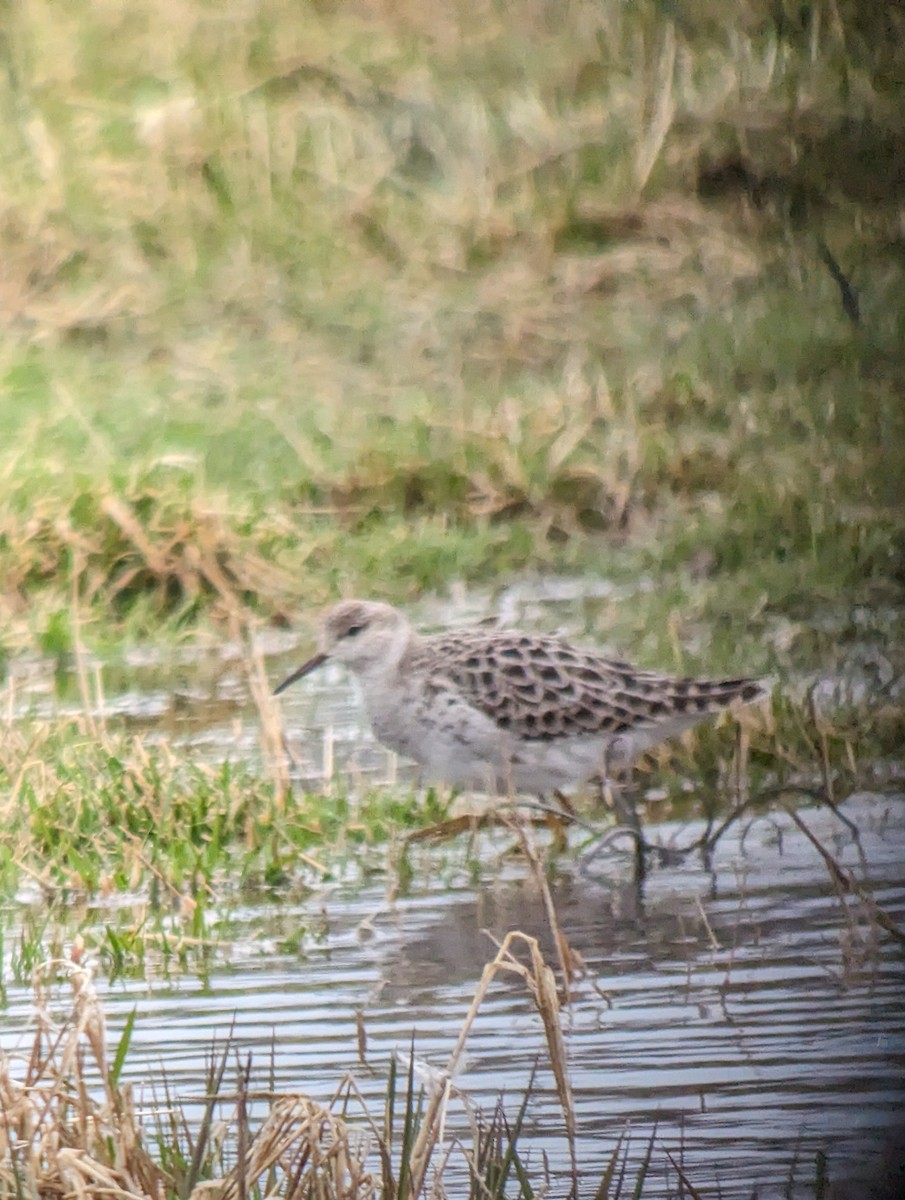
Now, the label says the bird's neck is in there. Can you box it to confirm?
[355,627,423,691]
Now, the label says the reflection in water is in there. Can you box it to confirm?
[4,583,904,1196]
[2,796,904,1198]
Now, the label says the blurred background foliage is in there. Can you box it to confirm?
[0,0,902,670]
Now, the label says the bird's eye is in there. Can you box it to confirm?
[345,624,364,638]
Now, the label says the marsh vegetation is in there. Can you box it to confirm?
[2,0,904,1195]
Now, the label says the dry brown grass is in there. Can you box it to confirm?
[1,931,580,1200]
[0,952,378,1200]
[0,486,300,627]
[1,0,902,658]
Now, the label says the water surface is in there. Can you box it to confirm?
[3,795,903,1199]
[3,582,904,1196]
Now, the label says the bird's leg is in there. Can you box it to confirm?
[536,792,571,853]
[598,745,640,831]
[609,780,641,839]
[598,748,646,880]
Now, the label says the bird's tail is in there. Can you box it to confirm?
[665,675,767,717]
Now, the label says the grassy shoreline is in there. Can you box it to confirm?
[2,12,904,1197]
[0,0,903,944]
[2,678,901,945]
[1,1,903,664]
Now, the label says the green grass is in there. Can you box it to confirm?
[0,709,469,981]
[0,716,442,885]
[1,674,900,980]
[0,1,902,938]
[0,0,902,667]
[2,12,902,1191]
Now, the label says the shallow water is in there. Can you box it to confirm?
[3,583,905,1197]
[3,795,904,1199]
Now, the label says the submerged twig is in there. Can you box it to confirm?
[782,806,905,950]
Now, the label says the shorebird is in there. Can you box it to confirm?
[273,600,765,797]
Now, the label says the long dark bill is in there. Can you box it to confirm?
[273,652,329,696]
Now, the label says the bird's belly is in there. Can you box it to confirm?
[380,717,606,796]
[368,694,509,789]
[367,687,611,795]
[506,736,607,794]
[435,735,607,795]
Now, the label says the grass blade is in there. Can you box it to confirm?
[110,1005,137,1087]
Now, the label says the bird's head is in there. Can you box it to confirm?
[274,600,412,694]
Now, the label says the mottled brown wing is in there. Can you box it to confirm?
[420,631,650,740]
[421,630,763,742]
